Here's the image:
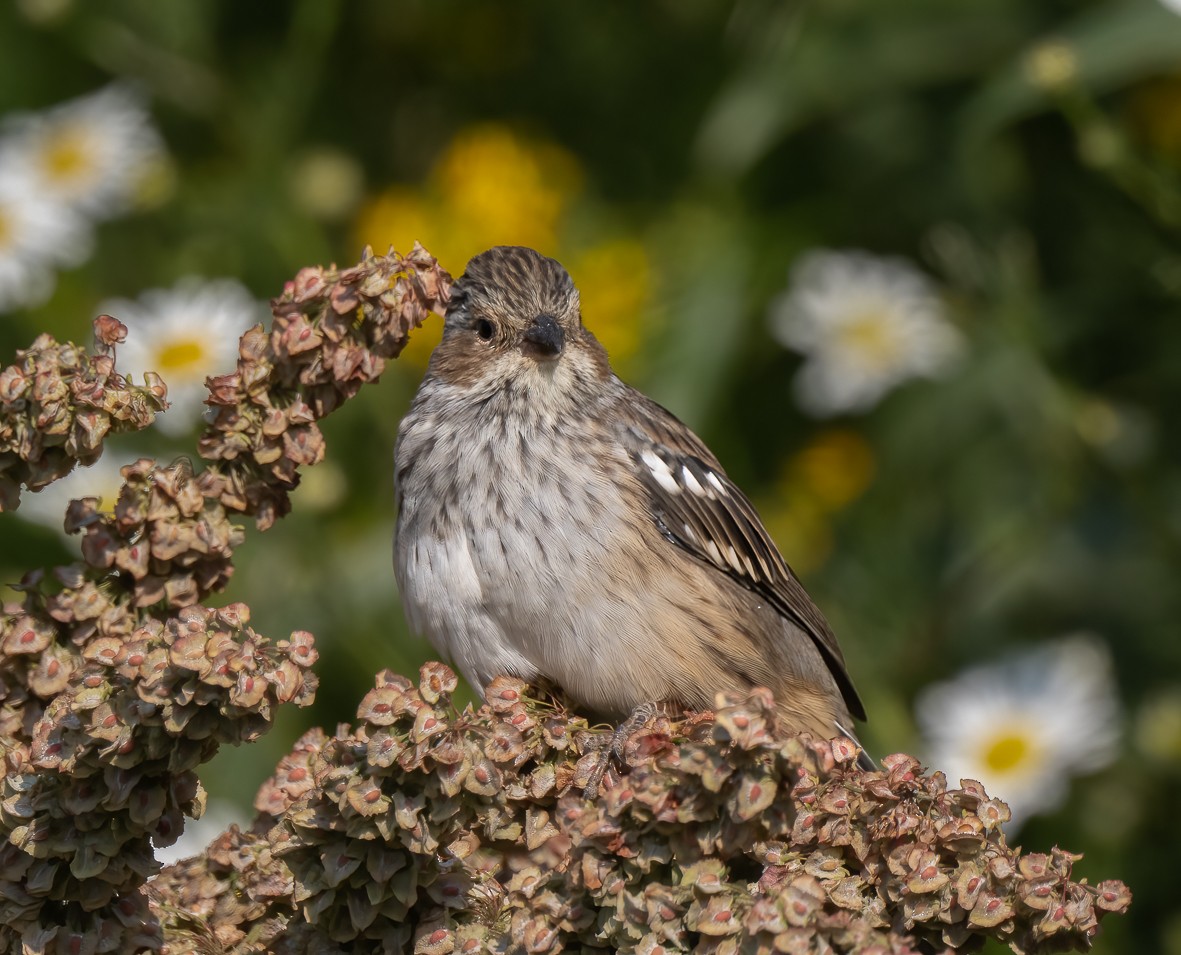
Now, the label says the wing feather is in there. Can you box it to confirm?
[621,391,866,722]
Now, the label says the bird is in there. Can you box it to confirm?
[393,246,870,768]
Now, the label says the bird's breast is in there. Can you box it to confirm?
[394,395,635,690]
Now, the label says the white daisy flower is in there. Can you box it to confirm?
[915,635,1121,826]
[0,164,91,311]
[17,454,126,536]
[769,250,964,416]
[0,85,165,220]
[100,278,264,436]
[154,799,248,868]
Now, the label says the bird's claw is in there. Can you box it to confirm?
[581,701,668,797]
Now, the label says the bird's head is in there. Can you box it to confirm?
[427,246,611,401]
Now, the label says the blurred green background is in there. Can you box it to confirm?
[2,1,1180,950]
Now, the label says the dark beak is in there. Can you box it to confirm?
[523,313,564,358]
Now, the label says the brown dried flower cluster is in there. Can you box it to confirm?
[0,601,317,949]
[0,246,452,954]
[150,665,1131,955]
[197,243,451,529]
[2,245,1130,954]
[0,315,167,511]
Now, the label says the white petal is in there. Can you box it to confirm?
[914,636,1121,827]
[769,248,964,416]
[100,277,265,435]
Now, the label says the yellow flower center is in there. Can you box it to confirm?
[155,339,208,376]
[94,487,120,511]
[983,733,1032,773]
[839,312,901,369]
[42,127,94,186]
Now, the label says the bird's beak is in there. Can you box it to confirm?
[522,313,564,359]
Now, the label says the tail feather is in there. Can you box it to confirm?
[835,719,877,771]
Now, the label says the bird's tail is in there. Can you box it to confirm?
[835,719,877,771]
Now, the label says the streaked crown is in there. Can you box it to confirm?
[447,246,580,333]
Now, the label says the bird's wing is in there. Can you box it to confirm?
[621,391,866,722]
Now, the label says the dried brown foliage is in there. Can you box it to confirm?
[149,668,1132,955]
[0,246,449,953]
[1,244,1129,954]
[197,245,451,531]
[0,314,167,511]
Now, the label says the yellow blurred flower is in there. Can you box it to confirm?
[759,429,875,575]
[356,124,580,279]
[1127,73,1181,165]
[761,494,832,577]
[790,429,876,512]
[434,126,580,251]
[568,238,649,370]
[355,123,649,371]
[359,187,445,367]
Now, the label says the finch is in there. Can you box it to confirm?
[394,246,869,765]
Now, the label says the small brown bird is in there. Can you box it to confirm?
[394,246,869,765]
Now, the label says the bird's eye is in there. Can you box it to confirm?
[475,319,495,342]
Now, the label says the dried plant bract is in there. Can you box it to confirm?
[1,246,1127,954]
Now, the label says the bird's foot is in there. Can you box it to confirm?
[580,701,671,796]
